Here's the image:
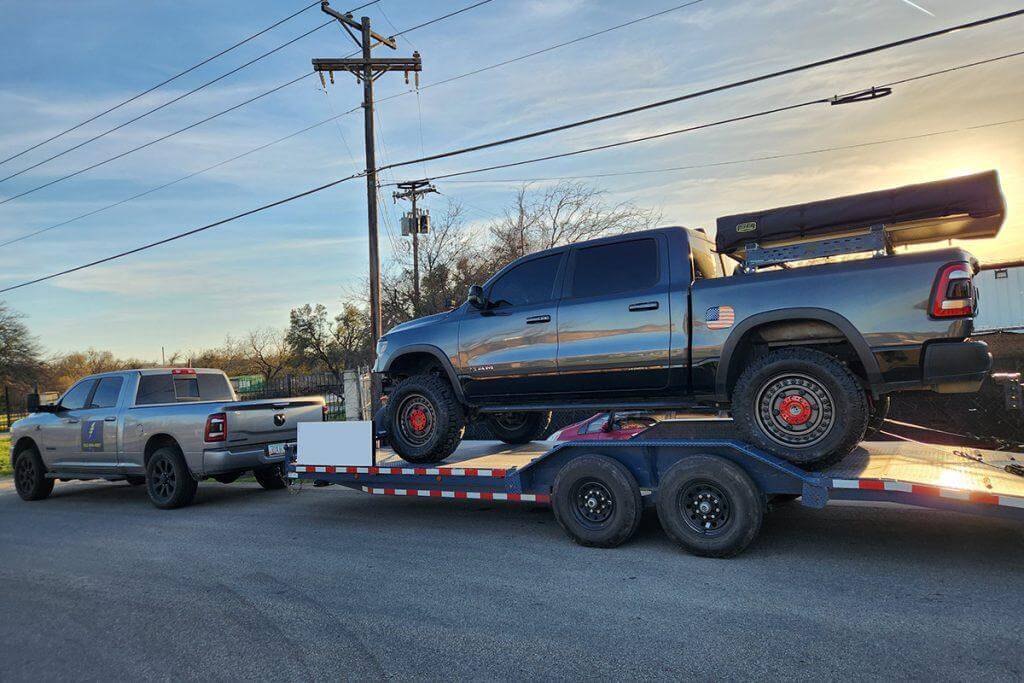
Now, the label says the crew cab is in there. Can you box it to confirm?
[10,368,325,508]
[373,172,1003,468]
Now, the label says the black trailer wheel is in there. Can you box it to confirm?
[484,411,552,444]
[14,446,54,502]
[865,394,890,439]
[732,347,868,470]
[388,373,465,464]
[552,455,642,548]
[146,447,198,510]
[253,464,288,490]
[656,455,764,558]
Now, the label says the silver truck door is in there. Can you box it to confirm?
[75,375,125,469]
[48,378,97,469]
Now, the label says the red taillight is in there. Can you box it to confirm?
[172,368,196,375]
[931,261,974,318]
[204,412,227,442]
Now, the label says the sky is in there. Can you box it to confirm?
[0,0,1022,359]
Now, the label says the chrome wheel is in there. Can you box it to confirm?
[755,372,835,448]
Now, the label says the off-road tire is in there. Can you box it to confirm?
[656,455,764,558]
[484,411,552,444]
[14,446,54,501]
[253,464,288,490]
[126,476,146,486]
[146,446,198,510]
[387,373,465,464]
[732,347,868,470]
[552,455,642,548]
[865,394,891,439]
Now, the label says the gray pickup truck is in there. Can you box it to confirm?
[373,171,1004,469]
[10,368,324,508]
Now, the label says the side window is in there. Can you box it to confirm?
[571,238,659,298]
[136,375,175,405]
[488,254,562,308]
[59,380,96,411]
[89,377,124,409]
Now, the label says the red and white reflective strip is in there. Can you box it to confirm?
[831,478,1024,509]
[292,465,507,477]
[361,486,549,503]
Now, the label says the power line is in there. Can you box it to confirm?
[377,8,1024,174]
[0,1,355,167]
[0,172,365,295]
[390,0,494,37]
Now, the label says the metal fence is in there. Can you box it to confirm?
[233,372,348,420]
[2,386,30,433]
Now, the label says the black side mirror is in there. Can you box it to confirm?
[467,285,486,309]
[26,393,40,413]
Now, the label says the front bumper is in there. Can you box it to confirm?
[922,340,992,394]
[202,443,293,476]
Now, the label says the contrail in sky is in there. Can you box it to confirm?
[898,0,935,16]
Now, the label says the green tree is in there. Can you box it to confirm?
[286,303,371,380]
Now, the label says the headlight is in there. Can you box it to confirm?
[376,338,388,355]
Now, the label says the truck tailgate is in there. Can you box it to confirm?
[224,397,324,447]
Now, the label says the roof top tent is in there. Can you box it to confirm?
[715,170,1006,269]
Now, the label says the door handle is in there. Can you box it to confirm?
[104,416,117,422]
[526,314,551,324]
[65,418,79,424]
[628,301,659,312]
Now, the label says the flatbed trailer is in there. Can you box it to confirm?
[288,420,1024,557]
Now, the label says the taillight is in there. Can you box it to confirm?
[931,261,974,318]
[204,412,227,442]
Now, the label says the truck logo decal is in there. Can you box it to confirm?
[81,420,104,451]
[274,413,286,427]
[706,306,735,330]
[736,221,757,233]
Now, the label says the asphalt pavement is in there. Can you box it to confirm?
[1,478,1022,680]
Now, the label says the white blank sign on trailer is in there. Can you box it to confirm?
[297,421,373,467]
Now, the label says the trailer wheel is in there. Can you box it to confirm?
[146,447,198,510]
[484,411,552,444]
[732,347,868,470]
[656,455,763,558]
[14,446,54,502]
[388,373,465,464]
[865,394,890,439]
[552,455,642,548]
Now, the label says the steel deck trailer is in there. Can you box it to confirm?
[288,420,1024,557]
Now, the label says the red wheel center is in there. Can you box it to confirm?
[408,408,428,432]
[778,395,813,425]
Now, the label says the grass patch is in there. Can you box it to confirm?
[1,434,11,476]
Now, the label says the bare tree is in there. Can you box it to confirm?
[0,302,42,389]
[244,328,290,383]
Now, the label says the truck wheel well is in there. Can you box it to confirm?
[144,434,182,465]
[725,319,867,396]
[387,352,447,382]
[12,436,39,465]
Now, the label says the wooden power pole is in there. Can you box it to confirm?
[393,179,436,316]
[312,1,421,361]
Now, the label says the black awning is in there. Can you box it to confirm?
[715,170,1006,255]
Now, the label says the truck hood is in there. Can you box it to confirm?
[386,310,453,335]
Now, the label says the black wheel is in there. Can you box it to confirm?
[656,455,764,558]
[213,472,242,485]
[126,476,146,486]
[253,464,288,490]
[388,373,465,464]
[14,446,54,501]
[552,455,642,548]
[146,446,198,509]
[484,411,552,444]
[732,347,868,470]
[865,394,890,439]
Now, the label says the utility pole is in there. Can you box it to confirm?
[393,179,436,316]
[312,1,421,359]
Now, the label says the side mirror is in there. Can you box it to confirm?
[26,393,40,413]
[467,285,486,309]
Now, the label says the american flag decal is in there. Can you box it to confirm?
[706,305,735,330]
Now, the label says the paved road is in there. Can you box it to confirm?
[2,479,1022,681]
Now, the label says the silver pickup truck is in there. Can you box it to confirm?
[9,368,324,508]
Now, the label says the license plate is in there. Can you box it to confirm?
[267,443,290,456]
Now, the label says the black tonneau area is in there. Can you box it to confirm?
[715,170,1005,254]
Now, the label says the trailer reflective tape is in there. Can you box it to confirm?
[360,486,549,503]
[830,478,1024,509]
[294,465,507,477]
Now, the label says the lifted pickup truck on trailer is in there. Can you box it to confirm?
[373,171,1004,469]
[10,368,325,508]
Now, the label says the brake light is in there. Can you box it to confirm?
[172,368,196,375]
[931,261,974,318]
[204,412,227,442]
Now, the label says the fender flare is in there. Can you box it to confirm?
[383,344,466,402]
[714,307,882,401]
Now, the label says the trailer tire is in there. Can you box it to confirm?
[146,446,198,509]
[484,411,552,444]
[552,455,642,548]
[253,464,288,490]
[656,455,763,558]
[865,394,890,439]
[732,347,868,470]
[388,373,465,464]
[14,446,54,501]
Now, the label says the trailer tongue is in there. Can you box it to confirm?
[288,418,1024,558]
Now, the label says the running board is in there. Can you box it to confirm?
[475,400,717,413]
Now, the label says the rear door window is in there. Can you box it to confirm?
[136,375,175,405]
[571,239,659,298]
